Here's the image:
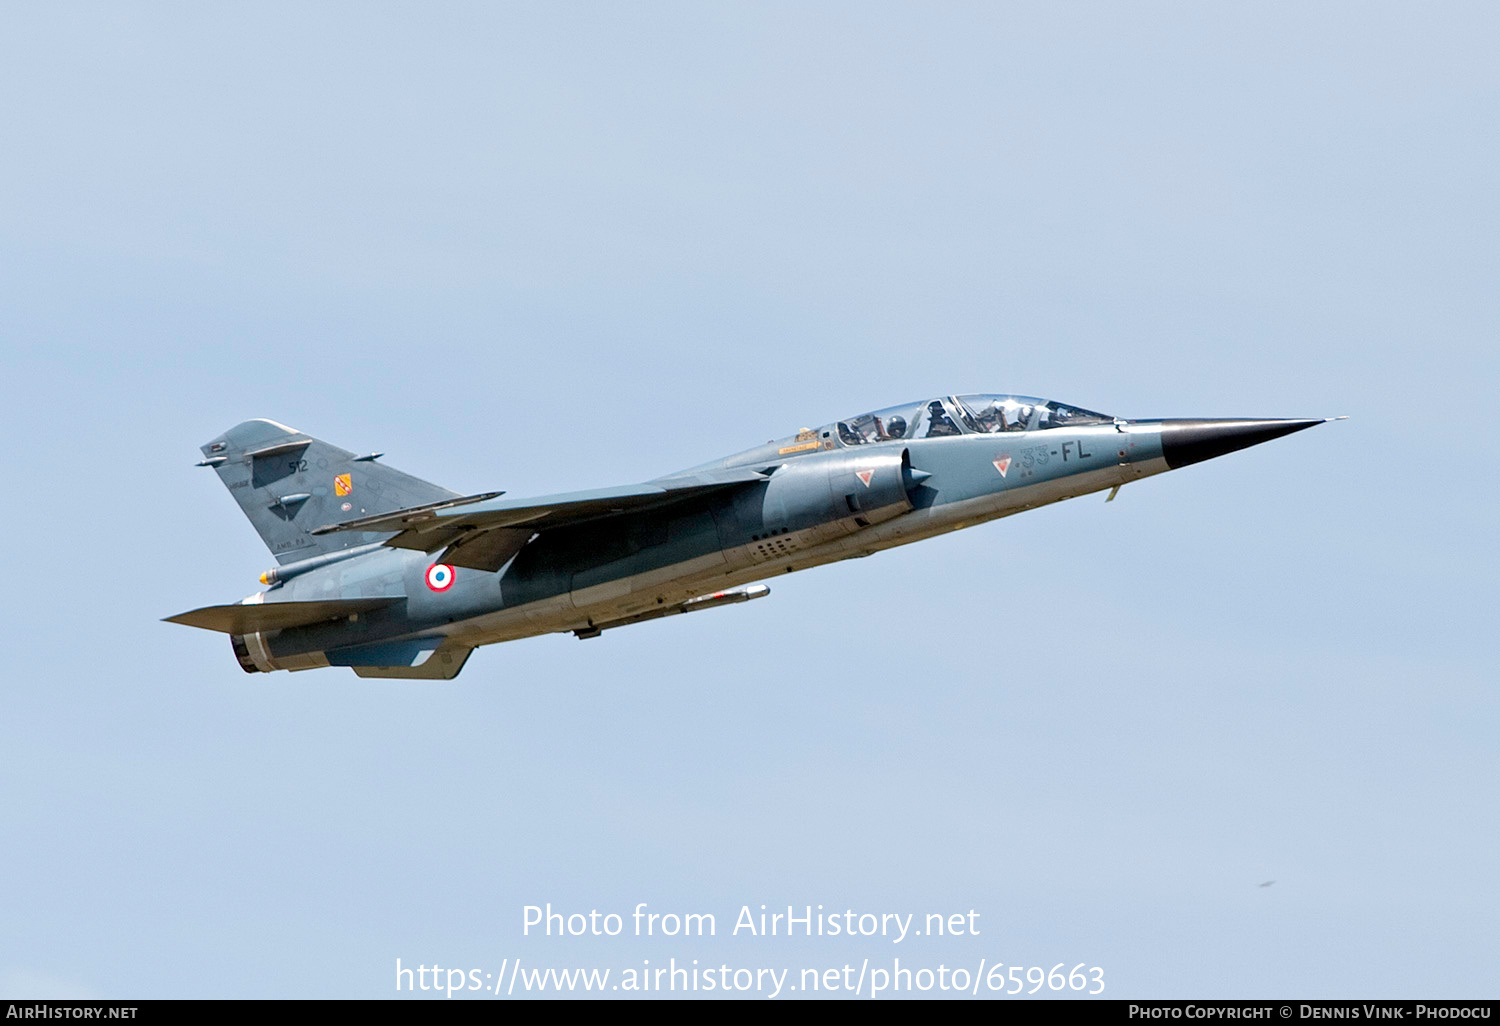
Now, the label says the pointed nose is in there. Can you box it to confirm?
[1159,418,1327,470]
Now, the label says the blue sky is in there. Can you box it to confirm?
[1,1,1495,998]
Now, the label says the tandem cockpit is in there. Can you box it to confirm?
[835,395,1113,446]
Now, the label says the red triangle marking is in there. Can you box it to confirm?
[993,457,1011,478]
[856,469,874,487]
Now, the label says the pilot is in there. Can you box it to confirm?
[885,415,907,439]
[925,401,960,437]
[977,404,1009,433]
[1010,405,1032,431]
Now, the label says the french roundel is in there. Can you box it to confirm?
[425,563,456,592]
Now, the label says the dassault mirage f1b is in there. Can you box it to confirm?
[168,396,1338,678]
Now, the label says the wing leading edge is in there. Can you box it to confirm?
[309,467,769,571]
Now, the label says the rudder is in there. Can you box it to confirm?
[199,419,457,564]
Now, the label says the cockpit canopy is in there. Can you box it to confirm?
[836,394,1112,445]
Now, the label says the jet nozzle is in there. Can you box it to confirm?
[1159,418,1327,470]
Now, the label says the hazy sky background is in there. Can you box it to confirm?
[1,1,1495,999]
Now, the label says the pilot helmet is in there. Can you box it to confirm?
[886,415,907,438]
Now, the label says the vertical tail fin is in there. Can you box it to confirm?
[198,419,457,563]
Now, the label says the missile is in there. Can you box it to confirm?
[681,584,771,612]
[257,542,385,586]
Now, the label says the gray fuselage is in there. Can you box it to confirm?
[242,419,1166,672]
[188,400,1328,678]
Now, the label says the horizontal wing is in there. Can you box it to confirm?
[305,491,503,535]
[164,597,399,634]
[309,467,769,572]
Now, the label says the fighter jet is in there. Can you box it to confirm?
[168,396,1337,678]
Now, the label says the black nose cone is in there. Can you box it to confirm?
[1160,419,1325,470]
